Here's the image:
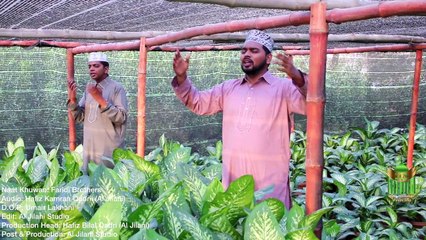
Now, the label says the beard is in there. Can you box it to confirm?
[241,58,268,76]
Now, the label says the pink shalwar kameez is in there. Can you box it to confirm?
[172,71,307,208]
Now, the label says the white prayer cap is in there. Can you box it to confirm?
[88,52,109,63]
[244,30,274,53]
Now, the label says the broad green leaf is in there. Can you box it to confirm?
[92,166,123,205]
[163,203,185,240]
[42,208,85,239]
[159,134,167,149]
[128,168,147,195]
[203,175,254,225]
[0,210,30,239]
[0,182,26,209]
[360,220,373,232]
[44,158,60,189]
[6,140,15,157]
[16,196,36,222]
[144,229,169,240]
[162,147,192,174]
[203,178,224,203]
[34,142,48,159]
[47,145,60,162]
[352,193,366,207]
[54,175,90,211]
[26,156,49,184]
[264,198,285,222]
[244,202,284,240]
[114,161,130,189]
[301,207,333,229]
[286,229,318,240]
[200,206,242,240]
[386,207,398,226]
[63,151,82,182]
[207,146,217,157]
[173,207,216,240]
[365,196,383,208]
[79,200,123,239]
[145,147,163,162]
[323,220,340,238]
[128,183,181,225]
[202,164,222,181]
[215,140,222,160]
[322,195,332,208]
[1,147,25,182]
[14,167,32,187]
[120,191,143,216]
[128,151,160,179]
[287,203,305,232]
[112,148,130,164]
[121,159,148,194]
[177,163,209,212]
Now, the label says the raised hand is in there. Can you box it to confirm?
[67,79,77,102]
[274,52,304,87]
[87,84,107,108]
[173,50,190,84]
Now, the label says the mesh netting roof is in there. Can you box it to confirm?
[0,0,425,48]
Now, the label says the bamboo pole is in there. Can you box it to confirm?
[306,3,328,237]
[285,43,426,55]
[137,37,148,157]
[407,50,423,169]
[202,33,426,44]
[166,0,377,10]
[149,44,303,52]
[2,30,425,45]
[0,40,85,48]
[71,0,426,53]
[66,49,77,151]
[0,28,167,40]
[327,0,426,24]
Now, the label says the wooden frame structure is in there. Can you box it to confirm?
[1,0,424,236]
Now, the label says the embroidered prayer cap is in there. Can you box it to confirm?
[244,30,274,53]
[88,52,109,63]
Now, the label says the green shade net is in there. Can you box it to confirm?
[0,48,425,154]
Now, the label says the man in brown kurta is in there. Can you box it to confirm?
[67,52,128,173]
[171,30,307,208]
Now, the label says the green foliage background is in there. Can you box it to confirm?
[0,48,425,154]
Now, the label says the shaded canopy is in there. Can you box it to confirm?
[0,0,425,48]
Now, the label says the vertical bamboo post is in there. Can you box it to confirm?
[407,50,423,169]
[137,37,147,156]
[306,2,328,237]
[66,49,76,151]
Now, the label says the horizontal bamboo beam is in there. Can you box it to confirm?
[3,28,426,44]
[0,28,167,40]
[166,0,377,10]
[71,0,426,54]
[0,40,85,48]
[149,44,303,52]
[285,43,426,55]
[203,33,426,44]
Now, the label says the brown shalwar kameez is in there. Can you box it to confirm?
[172,71,307,208]
[68,77,128,172]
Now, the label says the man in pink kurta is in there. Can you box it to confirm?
[171,30,307,208]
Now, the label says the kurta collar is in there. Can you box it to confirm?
[241,71,275,86]
[92,76,111,89]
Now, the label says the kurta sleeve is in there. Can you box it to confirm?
[100,85,128,125]
[172,76,224,116]
[67,91,86,123]
[288,73,308,115]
